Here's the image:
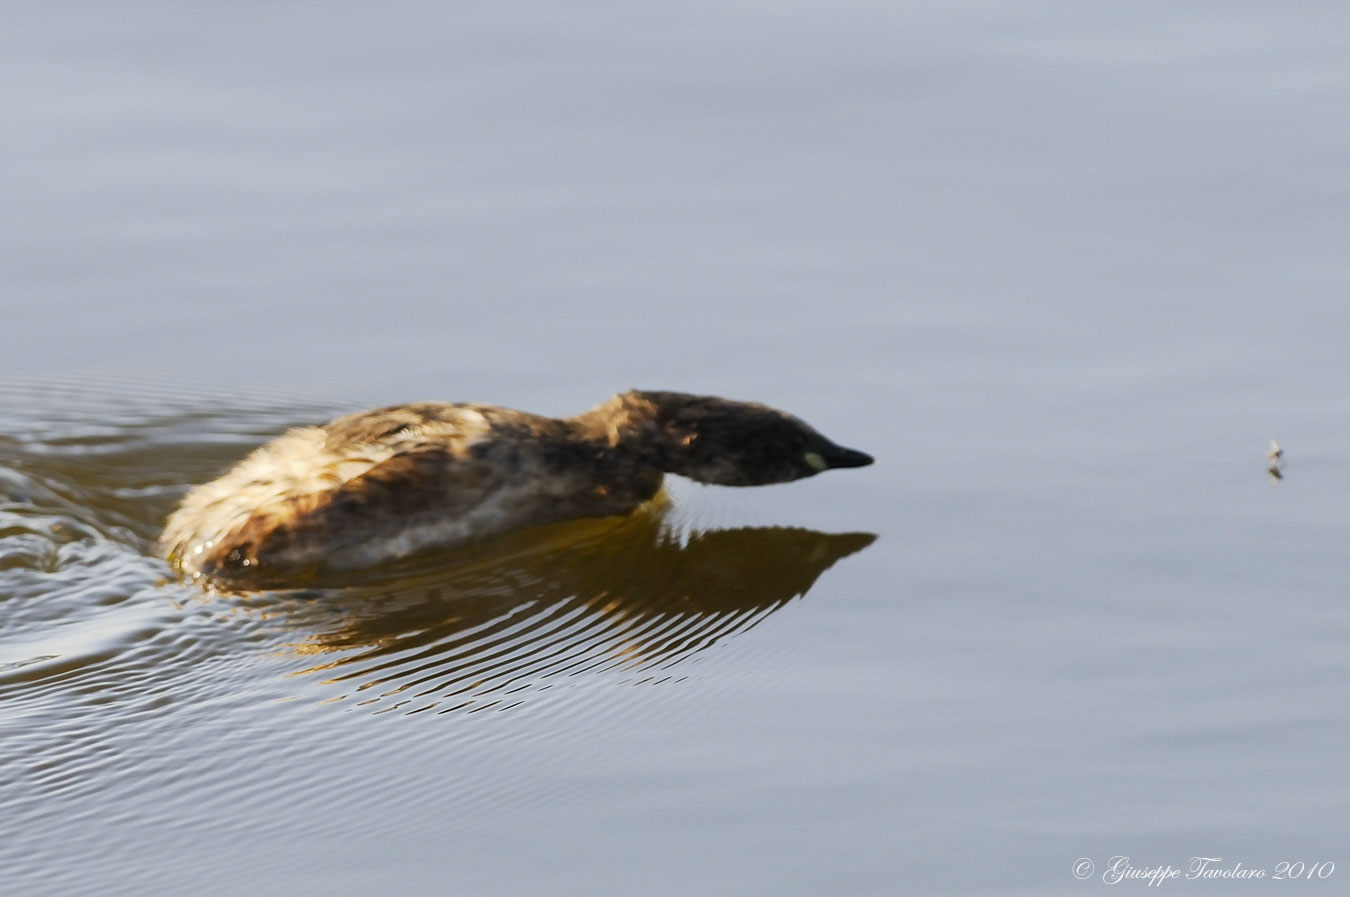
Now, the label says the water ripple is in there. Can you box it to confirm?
[0,379,877,894]
[258,510,875,714]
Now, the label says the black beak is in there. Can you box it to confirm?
[826,445,874,469]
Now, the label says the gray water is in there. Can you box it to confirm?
[4,2,1350,895]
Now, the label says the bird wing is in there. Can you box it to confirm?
[209,441,505,575]
[320,402,492,449]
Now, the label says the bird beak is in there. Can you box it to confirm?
[825,445,874,469]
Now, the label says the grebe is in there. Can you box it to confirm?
[159,390,873,582]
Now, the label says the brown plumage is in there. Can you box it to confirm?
[158,390,873,583]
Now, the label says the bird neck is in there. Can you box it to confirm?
[564,391,679,472]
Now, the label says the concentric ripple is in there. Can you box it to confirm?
[0,378,877,893]
[253,511,875,713]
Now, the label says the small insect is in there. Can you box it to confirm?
[1266,439,1285,483]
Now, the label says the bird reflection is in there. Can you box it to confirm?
[255,504,876,715]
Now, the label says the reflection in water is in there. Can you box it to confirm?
[0,381,880,897]
[260,504,876,714]
[1,382,875,722]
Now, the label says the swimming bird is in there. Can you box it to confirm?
[159,390,873,583]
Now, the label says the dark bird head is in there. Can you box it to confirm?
[631,390,874,487]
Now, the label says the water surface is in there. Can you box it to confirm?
[5,1,1350,895]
